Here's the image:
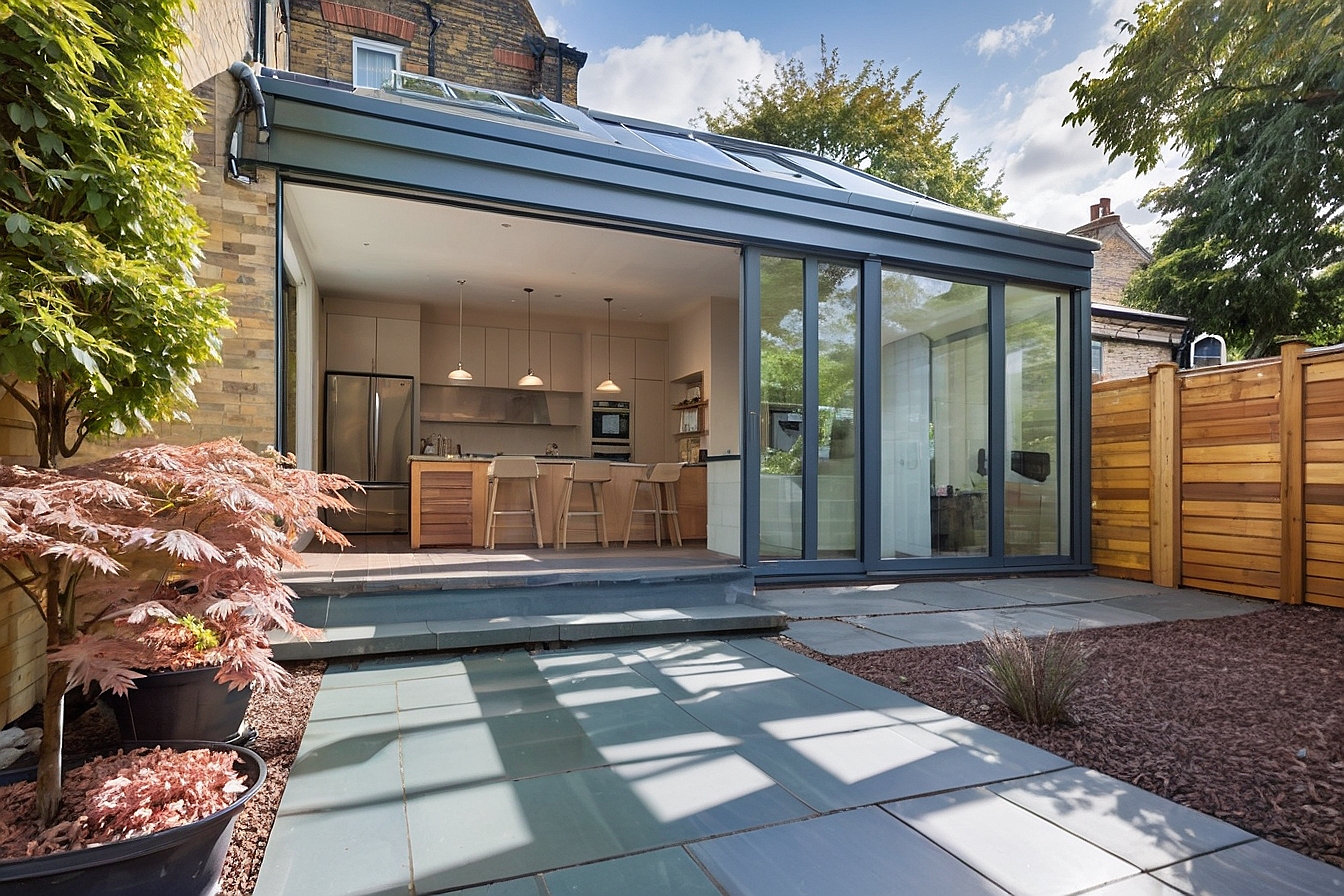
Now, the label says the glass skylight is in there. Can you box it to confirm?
[629,129,743,169]
[384,71,574,128]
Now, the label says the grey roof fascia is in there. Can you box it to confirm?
[1091,302,1189,326]
[251,76,1096,283]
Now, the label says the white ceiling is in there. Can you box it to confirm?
[283,184,741,323]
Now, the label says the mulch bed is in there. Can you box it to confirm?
[784,602,1344,868]
[219,660,324,896]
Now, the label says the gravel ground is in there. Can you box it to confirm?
[785,602,1344,868]
[219,660,324,896]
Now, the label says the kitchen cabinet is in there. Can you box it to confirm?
[632,378,668,463]
[420,322,484,386]
[602,336,635,392]
[327,313,419,377]
[508,329,550,387]
[549,332,583,392]
[635,338,667,381]
[484,327,510,387]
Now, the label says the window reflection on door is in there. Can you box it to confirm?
[880,269,989,558]
[759,256,804,559]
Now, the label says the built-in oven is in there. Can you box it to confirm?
[591,400,631,461]
[592,401,630,442]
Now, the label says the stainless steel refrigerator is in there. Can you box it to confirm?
[324,373,414,533]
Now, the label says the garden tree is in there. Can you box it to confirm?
[1067,0,1344,358]
[0,0,233,467]
[700,42,1007,216]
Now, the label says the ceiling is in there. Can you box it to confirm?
[283,184,742,323]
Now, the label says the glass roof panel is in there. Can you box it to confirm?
[506,95,563,121]
[631,130,744,169]
[450,84,512,109]
[723,149,828,184]
[782,154,932,203]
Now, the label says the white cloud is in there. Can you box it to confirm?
[974,13,1055,58]
[541,16,566,41]
[580,28,781,127]
[949,10,1178,250]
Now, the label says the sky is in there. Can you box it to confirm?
[531,0,1182,250]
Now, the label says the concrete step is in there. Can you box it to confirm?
[271,567,783,660]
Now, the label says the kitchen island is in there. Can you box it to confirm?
[409,456,706,548]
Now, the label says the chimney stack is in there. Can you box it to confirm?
[1090,197,1113,221]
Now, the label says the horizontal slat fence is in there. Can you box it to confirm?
[1091,340,1344,606]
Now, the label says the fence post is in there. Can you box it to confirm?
[1279,339,1308,604]
[1149,362,1181,587]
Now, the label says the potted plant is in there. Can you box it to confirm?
[0,439,352,894]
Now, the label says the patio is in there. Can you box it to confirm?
[252,597,1344,895]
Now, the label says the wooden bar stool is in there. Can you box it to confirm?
[555,460,612,549]
[623,462,683,547]
[484,456,544,549]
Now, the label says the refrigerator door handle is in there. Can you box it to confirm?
[370,388,381,481]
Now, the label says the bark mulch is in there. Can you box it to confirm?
[219,660,324,896]
[784,602,1344,869]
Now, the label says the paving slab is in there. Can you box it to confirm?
[453,877,548,896]
[543,847,722,896]
[1040,602,1163,629]
[750,588,931,618]
[783,618,914,654]
[688,806,1009,896]
[989,767,1257,870]
[1081,877,1189,896]
[887,787,1140,896]
[1100,591,1267,621]
[962,576,1168,603]
[1152,838,1344,895]
[253,798,412,896]
[322,653,468,689]
[875,579,1030,610]
[847,610,999,646]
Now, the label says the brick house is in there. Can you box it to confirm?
[1070,198,1190,381]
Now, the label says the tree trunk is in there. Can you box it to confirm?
[35,663,68,827]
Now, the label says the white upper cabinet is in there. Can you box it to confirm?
[635,338,667,381]
[327,313,420,378]
[549,332,583,392]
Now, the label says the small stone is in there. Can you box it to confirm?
[0,728,24,750]
[0,747,21,769]
[1297,748,1308,759]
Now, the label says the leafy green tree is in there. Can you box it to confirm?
[1067,0,1344,357]
[0,0,233,467]
[701,41,1007,216]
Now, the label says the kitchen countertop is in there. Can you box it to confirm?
[408,455,651,465]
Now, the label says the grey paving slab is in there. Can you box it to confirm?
[962,576,1168,603]
[395,670,478,709]
[307,681,398,721]
[406,756,812,892]
[688,805,1009,896]
[543,847,723,896]
[322,653,468,688]
[270,621,437,660]
[783,618,914,654]
[918,715,1071,776]
[565,693,733,764]
[281,714,404,814]
[887,787,1140,896]
[989,768,1256,870]
[877,579,1030,610]
[452,877,547,896]
[253,799,412,896]
[1040,602,1163,629]
[750,588,931,618]
[1081,877,1189,896]
[732,637,952,724]
[1100,591,1267,621]
[1152,838,1344,895]
[429,616,560,648]
[848,610,1000,646]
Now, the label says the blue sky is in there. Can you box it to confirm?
[532,0,1180,248]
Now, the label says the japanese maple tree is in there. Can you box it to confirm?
[0,440,352,825]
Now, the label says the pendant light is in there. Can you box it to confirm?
[448,278,473,382]
[517,287,544,387]
[595,296,621,393]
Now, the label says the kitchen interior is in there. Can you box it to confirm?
[283,183,741,550]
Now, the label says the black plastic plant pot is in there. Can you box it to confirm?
[103,665,252,744]
[0,741,265,896]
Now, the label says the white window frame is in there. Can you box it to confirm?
[1190,333,1226,368]
[351,36,402,89]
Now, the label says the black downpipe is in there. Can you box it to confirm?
[252,0,266,66]
[422,3,442,77]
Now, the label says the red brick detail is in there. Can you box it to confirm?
[319,1,416,42]
[494,47,536,71]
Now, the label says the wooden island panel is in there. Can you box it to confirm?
[411,458,708,547]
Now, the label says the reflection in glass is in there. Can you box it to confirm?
[1005,285,1070,555]
[759,256,804,559]
[880,269,989,558]
[817,263,858,558]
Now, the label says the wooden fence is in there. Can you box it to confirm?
[1092,340,1344,606]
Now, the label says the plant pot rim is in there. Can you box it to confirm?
[0,740,265,877]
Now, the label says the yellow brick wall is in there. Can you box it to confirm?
[287,0,580,103]
[178,0,254,90]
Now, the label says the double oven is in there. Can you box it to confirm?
[591,400,631,461]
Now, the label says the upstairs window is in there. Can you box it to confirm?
[353,37,402,89]
[1190,333,1226,368]
[1091,339,1104,381]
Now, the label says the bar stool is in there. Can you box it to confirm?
[554,460,612,549]
[484,456,543,549]
[623,462,683,548]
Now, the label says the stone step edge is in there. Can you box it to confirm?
[270,605,787,661]
[283,566,754,597]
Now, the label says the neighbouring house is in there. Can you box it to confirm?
[13,0,1101,580]
[1070,197,1197,381]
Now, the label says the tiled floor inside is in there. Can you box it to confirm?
[254,634,1344,896]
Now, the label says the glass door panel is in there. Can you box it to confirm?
[879,269,989,558]
[1004,285,1071,556]
[817,262,859,558]
[759,256,804,559]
